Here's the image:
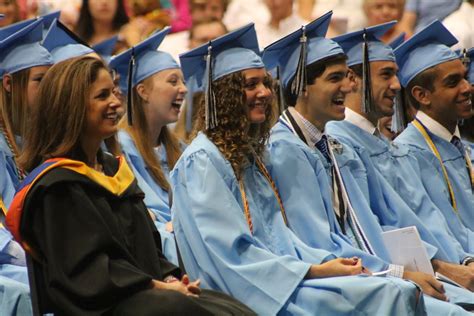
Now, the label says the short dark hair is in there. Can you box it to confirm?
[284,53,347,107]
[405,67,437,110]
[349,63,363,78]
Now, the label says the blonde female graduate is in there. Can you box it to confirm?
[110,27,186,264]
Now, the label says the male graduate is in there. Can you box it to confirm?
[324,22,474,291]
[393,21,474,274]
[264,13,473,313]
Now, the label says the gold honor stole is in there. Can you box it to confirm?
[6,156,135,258]
[413,120,474,214]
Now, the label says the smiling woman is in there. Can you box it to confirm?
[112,27,187,265]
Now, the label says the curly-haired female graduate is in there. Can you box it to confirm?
[6,56,255,316]
[171,23,425,315]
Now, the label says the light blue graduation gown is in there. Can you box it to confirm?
[0,275,32,316]
[396,123,474,254]
[171,132,424,316]
[0,133,28,285]
[118,130,178,265]
[268,121,392,272]
[327,120,472,263]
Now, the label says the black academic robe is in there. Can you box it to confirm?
[17,154,254,316]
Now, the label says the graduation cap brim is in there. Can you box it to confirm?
[179,23,260,84]
[92,35,119,60]
[395,21,458,61]
[262,11,333,71]
[333,21,396,46]
[388,32,405,49]
[43,18,91,51]
[41,11,61,30]
[0,19,44,49]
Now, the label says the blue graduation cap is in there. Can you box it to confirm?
[108,53,129,95]
[92,35,118,63]
[43,18,94,63]
[180,23,264,129]
[394,20,459,87]
[110,27,179,125]
[262,11,342,95]
[388,32,405,49]
[0,19,53,75]
[0,11,60,40]
[333,21,396,67]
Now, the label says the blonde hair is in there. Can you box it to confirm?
[119,76,182,192]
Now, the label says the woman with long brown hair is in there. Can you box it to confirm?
[171,23,423,316]
[8,55,254,315]
[110,27,185,264]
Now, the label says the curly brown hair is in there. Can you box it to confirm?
[193,71,275,179]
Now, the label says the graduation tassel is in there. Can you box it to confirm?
[291,25,308,97]
[361,30,374,114]
[391,88,407,134]
[204,44,217,130]
[460,48,470,67]
[126,48,135,126]
[276,66,286,114]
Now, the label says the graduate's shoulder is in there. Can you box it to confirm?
[269,122,314,153]
[173,133,233,175]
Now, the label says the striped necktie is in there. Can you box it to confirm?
[315,135,331,163]
[451,136,465,156]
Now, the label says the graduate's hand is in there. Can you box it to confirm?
[403,271,447,301]
[432,259,474,291]
[181,274,201,295]
[151,278,199,297]
[165,221,173,232]
[306,257,363,279]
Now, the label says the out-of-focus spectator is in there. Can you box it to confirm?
[166,0,192,32]
[75,0,129,47]
[121,0,170,46]
[397,0,462,37]
[191,0,228,24]
[443,0,474,50]
[223,0,269,30]
[223,0,305,48]
[363,0,405,43]
[258,0,305,48]
[0,0,20,27]
[189,19,227,48]
[28,0,82,30]
[310,0,365,35]
[160,0,228,61]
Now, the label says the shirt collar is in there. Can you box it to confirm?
[344,107,377,135]
[416,110,461,142]
[291,107,324,144]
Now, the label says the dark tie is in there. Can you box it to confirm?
[451,136,465,156]
[315,135,331,163]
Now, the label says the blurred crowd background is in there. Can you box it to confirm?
[1,0,472,60]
